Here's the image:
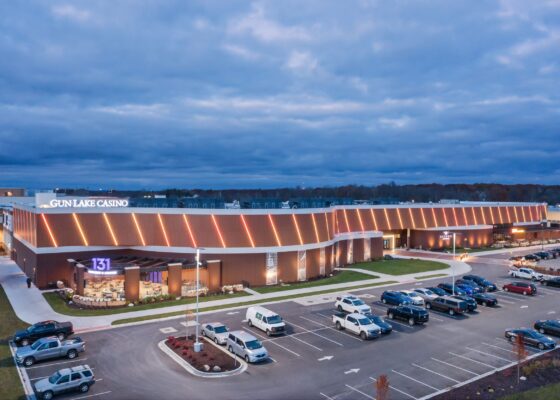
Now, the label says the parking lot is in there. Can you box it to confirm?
[21,250,560,400]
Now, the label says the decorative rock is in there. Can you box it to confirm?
[212,366,221,372]
[128,303,134,307]
[203,364,211,372]
[520,376,527,381]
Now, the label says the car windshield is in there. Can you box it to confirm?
[214,326,228,334]
[48,372,61,384]
[266,315,283,324]
[424,290,433,295]
[351,299,365,306]
[31,341,44,350]
[370,316,384,324]
[357,318,370,325]
[245,340,262,350]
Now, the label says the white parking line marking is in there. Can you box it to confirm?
[269,357,278,363]
[448,352,495,369]
[159,327,177,334]
[520,305,529,309]
[289,334,323,351]
[290,318,344,346]
[411,363,461,383]
[319,392,335,400]
[391,369,440,391]
[298,316,363,342]
[384,318,416,329]
[70,391,112,400]
[465,347,510,362]
[481,342,516,354]
[547,311,556,314]
[180,321,199,327]
[345,384,376,400]
[495,338,539,352]
[242,328,301,357]
[429,316,445,322]
[369,377,417,400]
[26,358,87,370]
[430,357,477,376]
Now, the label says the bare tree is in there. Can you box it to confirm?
[513,334,528,384]
[376,374,390,400]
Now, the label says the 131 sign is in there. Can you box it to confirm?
[92,258,111,272]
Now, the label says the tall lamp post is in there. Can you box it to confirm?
[442,231,458,293]
[194,247,204,352]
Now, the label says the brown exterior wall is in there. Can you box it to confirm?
[410,228,493,250]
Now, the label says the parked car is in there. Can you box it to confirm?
[437,283,467,296]
[34,364,95,400]
[335,295,372,314]
[541,276,560,288]
[425,296,467,316]
[471,292,498,307]
[226,331,269,363]
[503,281,537,296]
[534,320,560,336]
[504,328,556,350]
[386,305,429,326]
[452,295,477,312]
[332,313,381,340]
[16,337,85,367]
[455,283,477,296]
[508,267,544,281]
[201,323,229,345]
[523,254,540,262]
[398,290,425,306]
[456,279,484,292]
[462,275,498,292]
[246,306,286,336]
[381,291,411,306]
[14,321,74,347]
[364,313,393,334]
[427,286,447,297]
[534,251,553,260]
[413,288,439,302]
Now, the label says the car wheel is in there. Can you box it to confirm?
[79,383,89,393]
[244,355,250,363]
[539,328,545,334]
[67,350,77,359]
[538,343,545,350]
[201,330,206,337]
[425,303,431,309]
[57,333,65,341]
[504,287,509,292]
[337,305,343,312]
[388,313,394,320]
[408,318,415,326]
[382,299,387,304]
[228,346,234,353]
[360,331,367,340]
[482,301,487,307]
[523,291,527,296]
[23,357,34,367]
[248,320,253,327]
[449,309,455,316]
[509,335,515,343]
[214,337,219,344]
[266,330,271,337]
[21,339,29,346]
[335,321,342,330]
[42,391,54,400]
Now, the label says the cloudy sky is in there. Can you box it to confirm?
[0,1,559,189]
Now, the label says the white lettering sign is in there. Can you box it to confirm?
[48,199,129,208]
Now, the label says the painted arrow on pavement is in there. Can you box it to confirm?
[318,356,334,361]
[344,368,360,374]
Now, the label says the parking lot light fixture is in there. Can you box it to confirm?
[194,247,204,353]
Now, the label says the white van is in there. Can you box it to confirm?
[245,306,286,336]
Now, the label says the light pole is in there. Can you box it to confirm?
[194,247,204,352]
[443,231,458,294]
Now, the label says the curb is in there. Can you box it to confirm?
[158,338,247,378]
[9,340,36,400]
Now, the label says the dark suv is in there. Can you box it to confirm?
[381,291,411,306]
[386,305,429,326]
[462,275,498,292]
[425,296,468,316]
[437,283,466,296]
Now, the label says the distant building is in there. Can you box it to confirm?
[0,188,25,197]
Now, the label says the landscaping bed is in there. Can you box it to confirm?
[351,258,448,275]
[434,349,560,400]
[165,335,239,373]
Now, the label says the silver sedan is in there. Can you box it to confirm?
[201,323,230,345]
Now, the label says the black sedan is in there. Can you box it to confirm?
[534,320,560,337]
[364,313,393,334]
[541,276,560,288]
[452,295,477,312]
[504,328,557,350]
[471,292,498,307]
[427,287,447,297]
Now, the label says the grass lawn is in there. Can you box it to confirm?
[113,280,398,325]
[43,291,250,317]
[500,382,560,400]
[252,270,378,294]
[414,273,448,280]
[0,286,27,400]
[351,259,449,276]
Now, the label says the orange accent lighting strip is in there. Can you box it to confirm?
[513,207,519,223]
[182,214,197,248]
[480,207,487,225]
[369,209,379,231]
[505,207,512,223]
[462,207,468,225]
[240,214,255,248]
[211,214,226,248]
[292,214,304,245]
[72,213,88,246]
[431,208,437,227]
[396,208,404,229]
[383,208,392,230]
[489,207,495,224]
[520,207,527,222]
[324,212,331,239]
[471,207,478,225]
[269,214,282,247]
[311,214,321,243]
[356,209,365,232]
[441,208,449,227]
[452,207,459,226]
[408,208,416,229]
[528,206,535,222]
[343,209,351,233]
[497,207,504,224]
[157,214,171,247]
[420,208,428,228]
[131,213,146,246]
[103,213,118,246]
[41,214,58,247]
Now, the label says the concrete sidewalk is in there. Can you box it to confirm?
[0,254,469,331]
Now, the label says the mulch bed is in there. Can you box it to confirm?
[434,348,560,399]
[165,335,239,373]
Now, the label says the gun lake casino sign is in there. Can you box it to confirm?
[48,198,129,208]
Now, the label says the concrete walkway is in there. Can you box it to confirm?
[0,254,470,331]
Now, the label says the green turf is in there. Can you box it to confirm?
[112,280,398,325]
[252,270,378,294]
[414,273,448,280]
[350,259,449,275]
[0,286,27,400]
[43,291,250,317]
[499,382,560,400]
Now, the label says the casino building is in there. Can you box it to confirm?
[10,201,547,301]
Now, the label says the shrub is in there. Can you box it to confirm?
[182,350,188,356]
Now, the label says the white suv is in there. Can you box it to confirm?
[335,295,371,314]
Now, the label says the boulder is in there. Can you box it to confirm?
[212,366,221,372]
[203,364,211,372]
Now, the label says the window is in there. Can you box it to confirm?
[37,344,48,351]
[49,341,58,349]
[236,338,244,346]
[71,373,82,381]
[82,370,92,378]
[265,252,278,286]
[297,250,306,281]
[256,312,263,320]
[347,316,356,324]
[343,299,351,304]
[57,375,70,384]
